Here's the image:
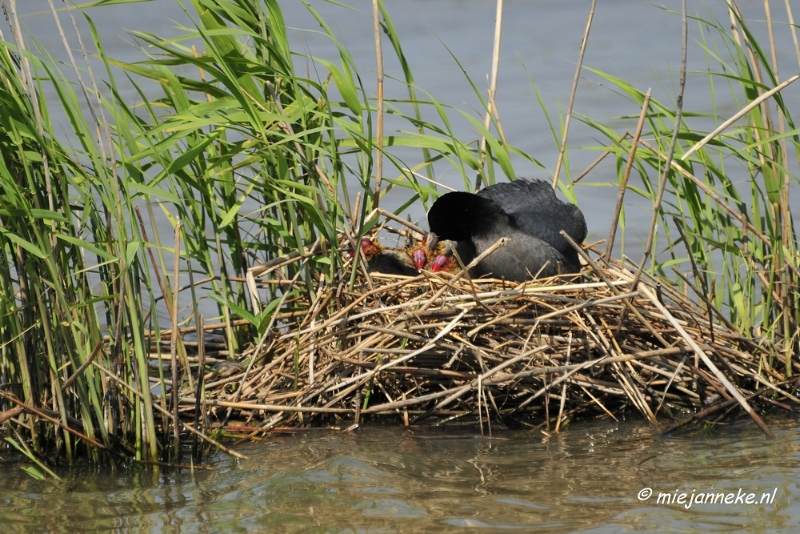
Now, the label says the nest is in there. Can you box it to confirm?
[179,241,793,439]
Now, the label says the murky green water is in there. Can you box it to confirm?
[3,417,799,532]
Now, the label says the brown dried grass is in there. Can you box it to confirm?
[175,241,793,439]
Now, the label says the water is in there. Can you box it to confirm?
[3,419,799,532]
[6,1,800,531]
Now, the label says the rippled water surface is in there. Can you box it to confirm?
[3,418,800,532]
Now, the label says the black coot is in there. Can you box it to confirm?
[426,179,586,280]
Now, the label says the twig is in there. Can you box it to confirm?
[191,315,205,461]
[0,391,106,450]
[555,332,572,432]
[561,231,671,348]
[631,0,688,291]
[170,219,182,452]
[364,207,426,235]
[573,132,630,183]
[475,0,505,190]
[552,0,596,188]
[605,89,651,260]
[786,0,800,70]
[639,139,800,280]
[681,74,800,161]
[639,285,775,438]
[403,168,457,192]
[90,361,245,459]
[61,342,103,393]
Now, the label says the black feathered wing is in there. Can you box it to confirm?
[468,209,575,280]
[478,179,586,266]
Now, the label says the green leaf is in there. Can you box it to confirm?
[0,228,46,258]
[316,59,362,116]
[56,235,116,262]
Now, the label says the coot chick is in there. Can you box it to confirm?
[359,238,419,277]
[429,242,462,274]
[408,232,476,273]
[408,232,441,271]
[408,232,447,271]
[427,179,586,281]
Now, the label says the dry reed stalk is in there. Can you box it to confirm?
[191,314,206,460]
[170,220,182,449]
[573,132,630,184]
[89,361,245,459]
[631,0,688,296]
[787,0,800,68]
[639,285,774,438]
[0,390,105,449]
[680,74,800,162]
[552,0,596,188]
[604,89,651,261]
[475,0,505,190]
[640,139,800,278]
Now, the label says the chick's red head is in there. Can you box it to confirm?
[430,254,451,273]
[412,248,428,270]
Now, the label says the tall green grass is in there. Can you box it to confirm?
[0,0,528,464]
[579,5,799,373]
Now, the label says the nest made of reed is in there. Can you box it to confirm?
[192,247,792,435]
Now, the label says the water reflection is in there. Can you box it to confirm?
[3,418,799,531]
